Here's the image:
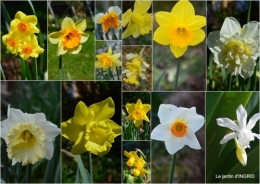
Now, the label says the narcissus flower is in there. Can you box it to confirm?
[153,0,206,58]
[122,0,152,39]
[61,97,121,155]
[208,17,260,78]
[1,105,60,166]
[151,104,204,155]
[126,99,151,127]
[234,138,247,166]
[48,17,89,56]
[217,104,260,149]
[95,46,122,71]
[124,150,139,167]
[2,32,20,55]
[95,6,122,32]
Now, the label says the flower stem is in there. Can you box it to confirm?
[247,0,251,23]
[227,74,232,91]
[88,152,93,182]
[168,153,176,183]
[34,58,38,80]
[0,64,6,80]
[174,57,181,91]
[26,164,32,183]
[2,141,9,183]
[59,56,63,80]
[116,66,120,80]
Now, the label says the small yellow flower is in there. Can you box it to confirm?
[234,138,247,166]
[61,97,121,155]
[126,99,151,127]
[153,0,206,58]
[2,32,20,55]
[95,46,122,71]
[124,150,139,167]
[48,17,89,56]
[122,0,152,39]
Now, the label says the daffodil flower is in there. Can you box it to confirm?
[2,32,20,55]
[124,150,139,167]
[126,99,151,127]
[95,6,122,33]
[61,97,121,155]
[48,17,89,56]
[208,17,260,78]
[95,46,122,71]
[151,104,205,155]
[1,105,61,166]
[234,138,247,166]
[122,0,152,39]
[217,104,260,149]
[153,0,206,58]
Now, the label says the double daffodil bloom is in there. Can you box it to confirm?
[154,0,206,58]
[95,46,122,71]
[48,17,89,56]
[122,0,152,39]
[126,99,151,127]
[61,97,122,155]
[234,138,247,166]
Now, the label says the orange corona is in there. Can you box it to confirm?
[171,121,187,137]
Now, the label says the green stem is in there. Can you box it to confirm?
[3,141,9,183]
[0,64,6,80]
[15,163,22,183]
[168,153,176,183]
[247,0,251,23]
[59,56,63,80]
[174,57,181,90]
[88,152,93,183]
[26,164,32,183]
[116,66,120,80]
[227,74,232,91]
[34,58,38,80]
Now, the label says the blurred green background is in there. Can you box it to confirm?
[48,1,95,80]
[151,92,205,183]
[62,81,121,183]
[1,81,61,183]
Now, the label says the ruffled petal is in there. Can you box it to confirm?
[105,119,121,137]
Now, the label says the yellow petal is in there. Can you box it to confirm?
[126,103,135,114]
[135,99,143,109]
[74,101,93,125]
[106,119,122,137]
[170,44,188,58]
[61,17,75,30]
[111,53,120,60]
[122,22,136,39]
[70,45,82,54]
[171,0,195,23]
[134,0,151,14]
[143,114,150,122]
[108,46,112,55]
[155,11,177,26]
[48,31,62,44]
[71,131,87,155]
[134,120,143,127]
[189,29,205,46]
[132,24,141,38]
[61,118,85,141]
[187,15,206,31]
[15,11,26,20]
[122,9,132,27]
[75,19,87,32]
[10,19,19,32]
[26,15,38,25]
[153,26,171,45]
[142,104,151,114]
[80,33,89,43]
[57,41,67,56]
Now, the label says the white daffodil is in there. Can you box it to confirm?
[234,138,247,166]
[151,104,205,155]
[207,17,260,78]
[217,104,260,149]
[1,105,60,166]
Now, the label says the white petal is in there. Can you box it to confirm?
[220,17,241,37]
[1,119,9,139]
[45,141,54,160]
[236,105,247,129]
[38,121,61,142]
[126,53,138,60]
[240,57,256,78]
[158,104,178,125]
[95,13,105,24]
[252,133,260,139]
[141,60,149,68]
[247,113,260,130]
[108,6,121,15]
[183,129,201,149]
[216,118,240,132]
[8,107,26,129]
[220,132,238,144]
[12,158,17,166]
[207,31,220,50]
[26,113,45,125]
[165,138,185,155]
[240,21,260,40]
[122,69,130,74]
[151,124,172,141]
[139,73,147,79]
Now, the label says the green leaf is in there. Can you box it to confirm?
[75,155,88,183]
[153,69,166,91]
[66,71,72,80]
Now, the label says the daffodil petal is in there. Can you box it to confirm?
[62,17,75,30]
[26,15,38,25]
[183,129,201,149]
[44,141,54,160]
[236,105,247,129]
[108,6,122,15]
[122,22,136,39]
[134,120,143,127]
[170,44,187,58]
[142,104,151,113]
[134,0,151,14]
[171,0,195,22]
[57,41,67,56]
[153,26,171,45]
[61,118,85,141]
[132,24,140,38]
[241,21,259,40]
[216,118,240,132]
[189,29,205,46]
[143,115,150,122]
[95,13,105,23]
[75,19,86,32]
[165,137,185,155]
[151,124,172,141]
[207,31,220,50]
[106,119,121,137]
[15,11,26,20]
[108,46,112,55]
[126,103,136,114]
[240,57,256,78]
[247,113,260,130]
[111,53,120,60]
[122,9,132,27]
[155,11,177,26]
[220,132,238,144]
[71,131,87,155]
[70,45,82,54]
[74,101,92,125]
[8,107,26,129]
[158,104,178,125]
[220,17,241,37]
[187,15,206,31]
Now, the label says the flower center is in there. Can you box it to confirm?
[132,109,144,120]
[225,40,250,60]
[23,130,32,143]
[171,121,187,137]
[63,30,81,49]
[8,38,16,47]
[100,53,113,67]
[22,46,33,54]
[169,25,194,48]
[100,11,120,31]
[17,22,28,33]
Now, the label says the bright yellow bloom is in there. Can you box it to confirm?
[122,0,152,39]
[124,150,139,167]
[95,46,122,71]
[126,99,151,127]
[61,97,121,155]
[95,6,122,32]
[234,138,247,166]
[2,32,20,55]
[48,17,89,56]
[154,0,206,58]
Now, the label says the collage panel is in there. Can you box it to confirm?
[151,92,205,183]
[1,1,47,80]
[122,92,151,140]
[206,92,259,183]
[48,1,95,80]
[61,81,121,183]
[207,1,260,91]
[1,81,61,183]
[153,1,206,91]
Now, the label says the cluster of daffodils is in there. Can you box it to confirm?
[208,17,260,78]
[124,150,148,177]
[48,17,89,56]
[153,0,206,58]
[122,0,152,39]
[2,11,44,60]
[1,106,60,166]
[217,104,260,166]
[151,104,205,155]
[61,97,121,155]
[123,48,149,86]
[125,99,151,127]
[95,46,122,71]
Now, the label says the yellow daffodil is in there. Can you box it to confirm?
[122,0,152,39]
[234,138,247,166]
[124,150,139,167]
[48,17,89,56]
[1,105,60,166]
[126,99,151,127]
[61,97,121,155]
[2,32,20,55]
[95,6,122,32]
[95,46,122,71]
[153,0,206,58]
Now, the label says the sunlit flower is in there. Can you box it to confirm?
[151,104,204,155]
[122,0,152,39]
[124,150,139,167]
[217,104,260,149]
[126,99,151,127]
[208,17,260,78]
[2,32,20,55]
[95,6,122,32]
[153,0,206,58]
[61,97,121,155]
[1,105,60,166]
[234,138,247,166]
[48,17,89,56]
[95,46,122,71]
